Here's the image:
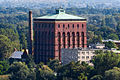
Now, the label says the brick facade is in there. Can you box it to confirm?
[33,9,87,64]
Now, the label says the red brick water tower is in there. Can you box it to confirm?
[30,8,87,63]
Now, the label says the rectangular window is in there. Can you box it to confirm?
[82,52,85,55]
[86,56,89,59]
[82,56,85,59]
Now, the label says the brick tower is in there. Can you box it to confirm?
[33,8,87,63]
[29,11,33,55]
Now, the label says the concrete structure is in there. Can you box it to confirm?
[61,48,95,65]
[32,8,87,63]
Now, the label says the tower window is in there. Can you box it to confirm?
[82,24,84,29]
[63,32,65,48]
[72,24,74,28]
[72,32,75,48]
[68,24,70,28]
[81,32,84,48]
[77,32,80,47]
[63,24,65,28]
[67,32,70,48]
[58,24,60,28]
[77,24,79,28]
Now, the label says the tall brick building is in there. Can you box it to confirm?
[32,8,87,63]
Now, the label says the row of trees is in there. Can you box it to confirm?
[1,51,120,80]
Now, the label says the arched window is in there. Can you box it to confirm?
[58,24,60,28]
[72,32,75,48]
[82,24,84,29]
[58,32,61,60]
[81,32,84,48]
[67,32,70,48]
[77,32,80,47]
[77,24,79,28]
[68,24,70,28]
[63,24,65,28]
[58,32,61,46]
[72,24,74,28]
[63,32,65,48]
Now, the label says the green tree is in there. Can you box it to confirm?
[78,73,87,80]
[101,16,106,27]
[105,41,117,49]
[108,34,119,40]
[104,67,120,80]
[57,61,93,80]
[8,62,30,80]
[0,35,12,60]
[20,33,27,49]
[91,35,99,44]
[98,35,102,43]
[94,50,104,54]
[0,60,9,75]
[47,59,61,72]
[36,62,56,80]
[0,28,20,50]
[91,51,120,75]
[90,75,103,80]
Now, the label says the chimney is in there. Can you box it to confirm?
[29,10,33,54]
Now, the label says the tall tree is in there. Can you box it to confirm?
[36,62,56,80]
[0,35,12,60]
[8,62,30,80]
[105,41,117,49]
[91,51,120,75]
[0,60,9,75]
[47,59,61,72]
[105,67,120,80]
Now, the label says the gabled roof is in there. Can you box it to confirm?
[34,8,86,20]
[9,51,23,59]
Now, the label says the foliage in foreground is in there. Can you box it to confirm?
[1,51,120,80]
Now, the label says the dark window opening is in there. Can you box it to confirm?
[58,32,61,60]
[72,24,74,28]
[77,32,80,47]
[63,32,65,48]
[67,32,70,48]
[81,32,84,48]
[77,24,79,28]
[72,32,75,48]
[58,24,60,28]
[82,24,84,29]
[63,24,65,28]
[68,24,70,28]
